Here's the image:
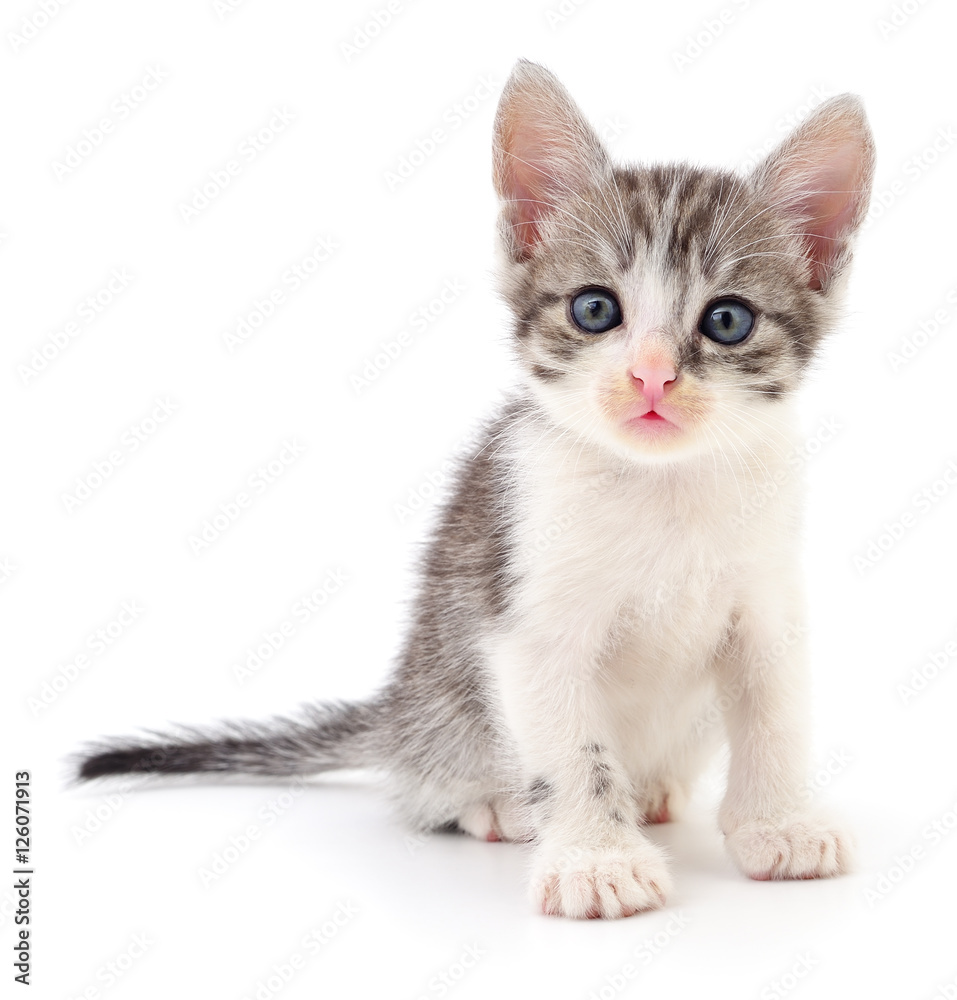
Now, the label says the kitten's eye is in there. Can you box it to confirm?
[699,298,754,345]
[571,288,622,334]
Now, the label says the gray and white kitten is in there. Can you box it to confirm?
[76,60,875,919]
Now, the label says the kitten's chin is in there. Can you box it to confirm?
[609,415,704,464]
[529,381,711,464]
[567,410,708,465]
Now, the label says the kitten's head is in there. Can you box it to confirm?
[492,60,874,464]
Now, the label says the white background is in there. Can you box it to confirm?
[3,0,956,997]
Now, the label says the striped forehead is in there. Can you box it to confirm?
[605,165,769,287]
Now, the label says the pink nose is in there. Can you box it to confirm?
[630,364,677,409]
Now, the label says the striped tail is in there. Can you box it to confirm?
[74,699,383,781]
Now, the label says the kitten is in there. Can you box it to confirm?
[74,60,875,919]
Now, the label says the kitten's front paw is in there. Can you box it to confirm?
[725,816,854,881]
[531,838,672,919]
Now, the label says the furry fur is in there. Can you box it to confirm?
[74,60,875,919]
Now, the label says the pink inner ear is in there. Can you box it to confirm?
[503,146,550,260]
[786,142,866,291]
[495,94,604,261]
[499,119,581,260]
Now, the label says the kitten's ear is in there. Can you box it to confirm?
[493,60,609,262]
[755,95,875,292]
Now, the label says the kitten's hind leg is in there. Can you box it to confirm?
[456,794,534,843]
[457,802,502,842]
[641,782,681,825]
[638,774,696,824]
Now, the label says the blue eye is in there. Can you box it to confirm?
[571,288,622,334]
[699,298,754,345]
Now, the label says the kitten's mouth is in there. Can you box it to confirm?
[601,397,692,457]
[616,406,688,454]
[624,408,678,431]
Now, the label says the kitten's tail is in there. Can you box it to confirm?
[73,698,384,782]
